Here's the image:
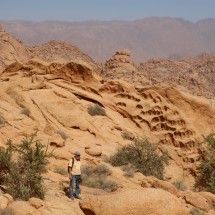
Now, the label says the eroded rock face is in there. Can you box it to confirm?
[0,25,29,72]
[80,188,190,215]
[105,49,135,70]
[183,191,210,212]
[27,40,99,71]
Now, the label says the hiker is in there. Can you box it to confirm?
[68,151,82,200]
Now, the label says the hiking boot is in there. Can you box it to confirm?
[76,196,82,200]
[70,196,74,200]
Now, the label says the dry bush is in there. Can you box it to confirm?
[81,163,118,192]
[190,208,206,215]
[21,108,31,117]
[0,116,5,127]
[172,181,187,191]
[87,104,106,116]
[56,130,69,140]
[121,164,135,178]
[0,208,15,215]
[54,167,67,176]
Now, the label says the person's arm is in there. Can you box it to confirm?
[68,158,74,180]
[68,166,72,180]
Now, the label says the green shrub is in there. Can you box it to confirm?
[196,134,215,194]
[21,108,31,117]
[109,138,168,179]
[0,116,5,127]
[87,104,106,116]
[81,164,118,192]
[0,133,49,200]
[172,181,187,191]
[190,208,206,215]
[0,208,15,215]
[54,167,67,176]
[0,140,14,183]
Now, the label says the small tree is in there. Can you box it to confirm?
[0,133,49,200]
[196,134,215,194]
[109,138,168,179]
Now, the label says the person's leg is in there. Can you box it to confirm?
[75,175,80,198]
[69,176,75,199]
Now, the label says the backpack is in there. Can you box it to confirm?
[67,158,74,173]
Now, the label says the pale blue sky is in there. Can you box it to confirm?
[0,0,214,22]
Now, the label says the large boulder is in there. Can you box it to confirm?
[80,188,190,215]
[183,191,210,212]
[141,176,180,197]
[85,147,102,157]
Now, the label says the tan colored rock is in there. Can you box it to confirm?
[80,188,190,215]
[43,124,56,136]
[0,25,29,72]
[0,195,9,209]
[3,193,13,203]
[85,148,102,156]
[50,133,65,147]
[116,49,131,56]
[199,192,215,204]
[183,191,210,212]
[29,197,44,209]
[8,200,39,215]
[141,176,180,197]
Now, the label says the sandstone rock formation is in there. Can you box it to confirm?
[0,24,29,72]
[102,51,215,99]
[0,26,215,215]
[27,40,99,71]
[80,188,190,215]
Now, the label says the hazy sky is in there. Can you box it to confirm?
[0,0,215,22]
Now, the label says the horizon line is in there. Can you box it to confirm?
[1,16,215,24]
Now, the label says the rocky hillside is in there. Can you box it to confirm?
[27,40,99,71]
[0,26,215,215]
[1,17,215,61]
[102,51,215,99]
[0,24,29,72]
[0,58,215,214]
[0,24,99,73]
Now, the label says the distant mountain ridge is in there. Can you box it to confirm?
[1,17,215,62]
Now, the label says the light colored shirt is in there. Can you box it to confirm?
[68,158,81,175]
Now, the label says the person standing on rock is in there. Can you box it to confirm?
[68,151,82,200]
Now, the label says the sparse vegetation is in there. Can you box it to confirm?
[56,130,69,140]
[0,208,15,215]
[0,116,5,127]
[190,208,206,215]
[121,131,134,141]
[54,167,67,176]
[87,104,106,116]
[196,134,215,194]
[121,164,135,178]
[81,163,118,192]
[0,133,49,200]
[172,181,187,191]
[21,108,31,117]
[109,138,169,179]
